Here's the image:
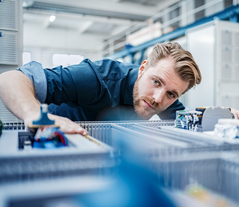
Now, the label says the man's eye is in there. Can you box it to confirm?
[167,92,175,98]
[153,79,160,85]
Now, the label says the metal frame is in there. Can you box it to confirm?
[106,4,239,63]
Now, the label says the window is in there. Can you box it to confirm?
[52,54,84,67]
[169,6,181,29]
[195,0,205,20]
[224,0,233,8]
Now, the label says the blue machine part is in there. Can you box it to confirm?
[33,127,68,149]
[175,110,202,131]
[32,104,55,126]
[74,158,176,207]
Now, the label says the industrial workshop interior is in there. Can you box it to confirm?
[1,0,239,206]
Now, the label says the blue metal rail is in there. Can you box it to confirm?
[107,4,239,63]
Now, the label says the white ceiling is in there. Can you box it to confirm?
[23,0,181,39]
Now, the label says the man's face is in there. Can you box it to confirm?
[133,56,189,119]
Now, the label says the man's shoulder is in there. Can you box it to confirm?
[93,58,139,70]
[85,58,139,80]
[65,58,139,71]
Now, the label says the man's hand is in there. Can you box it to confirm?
[0,71,88,136]
[231,108,239,119]
[25,114,88,135]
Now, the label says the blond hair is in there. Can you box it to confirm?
[147,42,202,92]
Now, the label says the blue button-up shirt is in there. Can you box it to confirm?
[19,59,185,121]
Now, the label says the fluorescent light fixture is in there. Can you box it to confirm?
[49,15,56,22]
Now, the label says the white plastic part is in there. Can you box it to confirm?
[41,104,48,113]
[201,107,232,131]
[218,119,239,126]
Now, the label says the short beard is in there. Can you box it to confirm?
[133,75,163,118]
[133,77,141,116]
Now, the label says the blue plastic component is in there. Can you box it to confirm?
[76,158,176,207]
[43,142,57,149]
[0,32,2,37]
[32,105,55,125]
[33,140,62,149]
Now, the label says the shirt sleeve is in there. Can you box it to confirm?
[18,61,47,103]
[158,99,185,120]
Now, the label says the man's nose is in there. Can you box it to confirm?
[153,89,164,103]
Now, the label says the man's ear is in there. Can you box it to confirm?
[138,60,148,76]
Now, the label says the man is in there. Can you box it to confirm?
[0,42,237,135]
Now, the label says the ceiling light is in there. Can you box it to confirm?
[49,15,56,22]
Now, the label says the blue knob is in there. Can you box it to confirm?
[32,104,55,125]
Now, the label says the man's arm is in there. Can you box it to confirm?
[0,70,88,135]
